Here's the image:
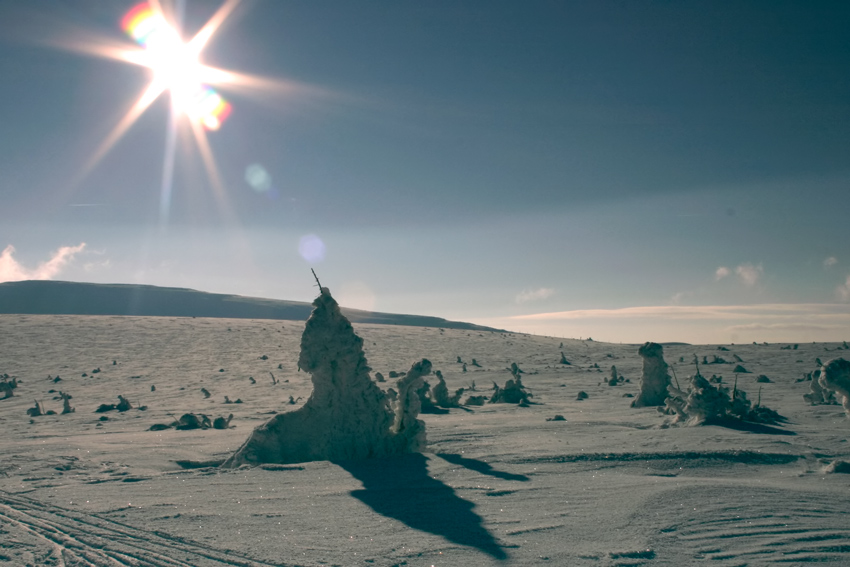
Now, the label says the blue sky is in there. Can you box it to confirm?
[1,1,849,343]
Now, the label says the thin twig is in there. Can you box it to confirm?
[670,365,681,390]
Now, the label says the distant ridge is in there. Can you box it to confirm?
[0,280,503,332]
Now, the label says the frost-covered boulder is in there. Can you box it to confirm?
[631,342,671,407]
[222,286,429,467]
[820,358,850,417]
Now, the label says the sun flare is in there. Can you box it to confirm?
[50,0,310,227]
[121,2,231,130]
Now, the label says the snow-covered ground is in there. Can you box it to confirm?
[1,313,848,566]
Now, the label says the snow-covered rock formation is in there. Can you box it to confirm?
[222,286,429,467]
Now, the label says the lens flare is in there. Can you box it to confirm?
[245,163,272,192]
[298,234,326,264]
[121,2,231,131]
[56,0,317,229]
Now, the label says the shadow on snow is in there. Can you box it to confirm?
[338,453,512,560]
[435,453,530,482]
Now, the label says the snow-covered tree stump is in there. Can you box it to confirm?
[803,367,838,405]
[820,358,850,417]
[631,342,671,407]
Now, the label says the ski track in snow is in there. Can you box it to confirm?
[0,491,284,567]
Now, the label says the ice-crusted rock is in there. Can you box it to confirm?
[222,286,429,467]
[631,342,671,407]
[820,358,850,417]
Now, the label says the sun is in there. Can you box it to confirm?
[48,0,315,227]
[57,0,246,226]
[121,2,231,130]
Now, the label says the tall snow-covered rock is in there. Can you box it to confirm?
[222,286,429,467]
[631,342,671,407]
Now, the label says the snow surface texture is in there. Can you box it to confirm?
[631,342,671,407]
[820,357,850,416]
[2,314,850,565]
[222,287,427,467]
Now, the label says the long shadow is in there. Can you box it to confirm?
[706,417,796,436]
[338,453,508,560]
[436,453,530,482]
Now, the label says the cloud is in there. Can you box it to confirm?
[839,275,850,302]
[671,291,692,304]
[824,256,838,268]
[0,243,86,283]
[725,322,847,333]
[715,266,731,280]
[475,302,850,344]
[84,259,111,273]
[735,263,763,286]
[512,303,850,321]
[515,287,555,304]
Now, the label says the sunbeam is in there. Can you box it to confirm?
[78,80,166,182]
[188,119,235,225]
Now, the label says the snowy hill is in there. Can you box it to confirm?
[0,280,503,332]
